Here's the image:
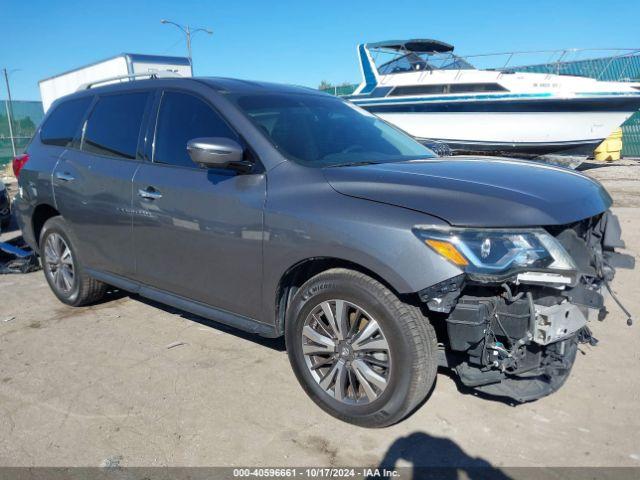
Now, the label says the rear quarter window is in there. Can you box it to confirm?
[40,97,93,147]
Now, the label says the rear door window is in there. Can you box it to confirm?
[82,92,150,159]
[153,91,238,168]
[40,97,92,147]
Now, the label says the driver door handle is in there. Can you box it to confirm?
[138,187,162,200]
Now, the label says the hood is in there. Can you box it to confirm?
[323,157,612,227]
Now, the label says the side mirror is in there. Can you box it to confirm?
[187,137,244,169]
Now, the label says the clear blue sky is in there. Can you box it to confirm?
[2,0,640,100]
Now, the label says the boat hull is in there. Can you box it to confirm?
[352,95,640,157]
[372,111,632,156]
[423,138,602,157]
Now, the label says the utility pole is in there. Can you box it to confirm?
[160,20,212,74]
[2,68,17,158]
[186,24,192,62]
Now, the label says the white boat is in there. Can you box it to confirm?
[347,40,640,157]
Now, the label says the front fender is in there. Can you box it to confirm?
[260,162,462,326]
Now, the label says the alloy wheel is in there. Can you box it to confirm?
[44,233,75,294]
[301,300,391,405]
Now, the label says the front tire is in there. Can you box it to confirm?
[285,268,437,427]
[39,216,107,306]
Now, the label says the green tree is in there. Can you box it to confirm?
[16,117,36,136]
[318,80,334,91]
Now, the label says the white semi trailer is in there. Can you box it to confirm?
[39,53,192,112]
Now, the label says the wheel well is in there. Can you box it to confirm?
[274,257,408,336]
[32,204,60,247]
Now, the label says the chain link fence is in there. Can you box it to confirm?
[1,100,44,169]
[516,54,640,156]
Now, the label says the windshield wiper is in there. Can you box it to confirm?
[329,161,383,168]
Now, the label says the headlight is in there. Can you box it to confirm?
[414,227,576,275]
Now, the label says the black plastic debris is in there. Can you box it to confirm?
[0,239,40,274]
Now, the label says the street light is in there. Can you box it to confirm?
[2,68,20,158]
[160,19,213,73]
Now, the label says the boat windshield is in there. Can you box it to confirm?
[377,52,475,75]
[230,93,435,167]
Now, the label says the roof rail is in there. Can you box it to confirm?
[76,71,182,91]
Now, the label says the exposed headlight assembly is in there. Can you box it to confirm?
[414,227,576,279]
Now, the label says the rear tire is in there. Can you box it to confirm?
[39,216,107,306]
[285,268,437,427]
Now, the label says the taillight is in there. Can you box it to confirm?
[12,153,29,178]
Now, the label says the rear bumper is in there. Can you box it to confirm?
[12,194,37,250]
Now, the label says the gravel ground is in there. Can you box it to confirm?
[0,159,639,470]
[578,158,640,207]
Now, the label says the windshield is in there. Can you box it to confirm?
[231,93,435,167]
[377,52,475,75]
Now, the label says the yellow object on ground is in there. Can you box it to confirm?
[594,128,623,161]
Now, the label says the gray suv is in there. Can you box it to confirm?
[13,77,633,427]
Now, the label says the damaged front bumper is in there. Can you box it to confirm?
[419,210,634,403]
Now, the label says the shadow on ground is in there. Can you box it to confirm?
[133,294,287,351]
[374,431,511,479]
[577,158,639,172]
